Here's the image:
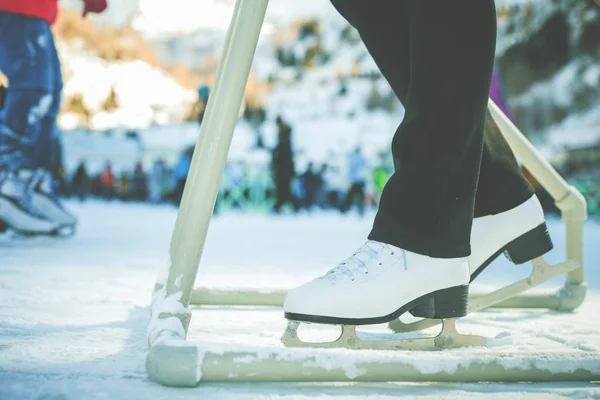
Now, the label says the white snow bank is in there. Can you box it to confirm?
[58,42,195,131]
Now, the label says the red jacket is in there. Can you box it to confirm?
[0,0,58,25]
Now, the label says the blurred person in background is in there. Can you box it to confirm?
[323,162,344,211]
[117,172,131,201]
[148,159,166,204]
[71,160,89,202]
[341,147,368,216]
[100,162,115,200]
[173,146,194,205]
[300,162,319,210]
[272,116,298,213]
[0,0,107,235]
[315,164,328,209]
[131,162,148,202]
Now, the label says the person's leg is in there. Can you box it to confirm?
[34,90,60,173]
[273,180,285,212]
[0,14,59,233]
[0,14,56,167]
[20,21,78,232]
[0,89,54,168]
[285,180,299,212]
[366,0,496,258]
[340,184,354,213]
[356,182,366,216]
[331,0,534,220]
[34,25,62,173]
[350,183,363,213]
[330,0,410,105]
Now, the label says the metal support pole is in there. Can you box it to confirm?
[157,0,269,335]
[488,100,587,310]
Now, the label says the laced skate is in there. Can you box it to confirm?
[469,194,552,281]
[281,241,486,350]
[0,169,58,236]
[388,194,574,333]
[31,170,78,237]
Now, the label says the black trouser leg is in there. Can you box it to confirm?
[373,0,498,257]
[334,0,532,258]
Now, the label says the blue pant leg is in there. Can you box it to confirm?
[34,24,63,172]
[0,13,57,170]
[0,14,55,90]
[34,89,61,171]
[0,88,54,169]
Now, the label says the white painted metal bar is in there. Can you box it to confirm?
[191,287,287,307]
[147,341,600,386]
[154,0,270,335]
[488,100,587,290]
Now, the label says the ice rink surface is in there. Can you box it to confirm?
[0,201,599,399]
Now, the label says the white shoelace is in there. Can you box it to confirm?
[323,240,407,282]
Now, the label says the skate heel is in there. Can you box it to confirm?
[504,223,553,265]
[409,284,469,319]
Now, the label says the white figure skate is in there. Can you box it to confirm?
[389,194,560,333]
[31,170,78,236]
[470,194,551,281]
[0,169,58,236]
[282,241,486,350]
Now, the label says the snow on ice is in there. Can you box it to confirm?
[0,202,599,399]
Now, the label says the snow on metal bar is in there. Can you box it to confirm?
[147,339,600,386]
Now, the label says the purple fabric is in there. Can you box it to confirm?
[489,68,514,122]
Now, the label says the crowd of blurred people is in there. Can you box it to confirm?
[56,107,600,218]
[58,115,392,216]
[67,159,171,203]
[269,116,386,215]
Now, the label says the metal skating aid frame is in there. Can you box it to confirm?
[146,0,597,386]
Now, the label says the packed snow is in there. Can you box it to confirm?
[0,202,599,399]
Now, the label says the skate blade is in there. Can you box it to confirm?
[281,318,486,351]
[51,224,77,238]
[5,224,76,239]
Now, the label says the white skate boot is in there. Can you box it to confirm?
[282,241,485,350]
[469,194,552,281]
[31,170,78,236]
[388,194,556,334]
[0,170,58,235]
